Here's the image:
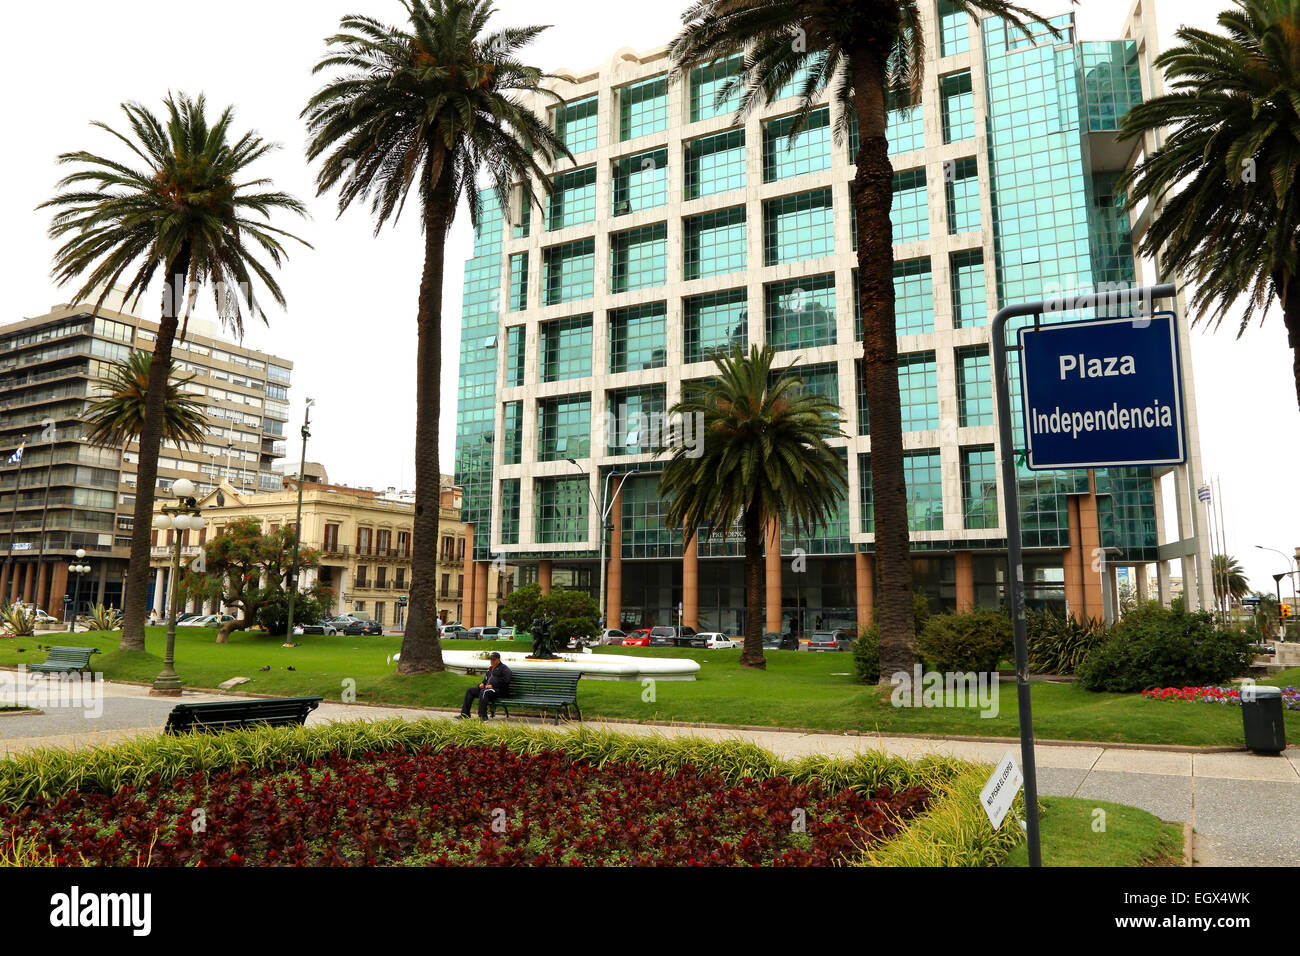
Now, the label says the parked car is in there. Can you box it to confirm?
[762,631,800,651]
[649,625,702,648]
[598,628,626,646]
[478,626,503,640]
[327,616,365,636]
[295,620,338,636]
[806,629,853,652]
[466,627,485,640]
[440,623,469,638]
[700,632,738,649]
[174,612,203,625]
[620,628,651,647]
[497,626,516,640]
[179,614,235,628]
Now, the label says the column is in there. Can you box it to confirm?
[49,561,68,620]
[95,565,107,606]
[538,560,552,595]
[1078,489,1104,617]
[1063,496,1083,620]
[462,523,477,623]
[1156,560,1171,607]
[22,562,35,603]
[336,567,348,616]
[474,561,490,628]
[606,489,623,628]
[765,518,782,633]
[34,561,49,612]
[153,567,166,616]
[682,530,698,630]
[0,562,9,604]
[954,551,974,612]
[1135,563,1149,603]
[855,552,874,629]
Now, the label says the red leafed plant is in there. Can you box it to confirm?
[0,744,930,867]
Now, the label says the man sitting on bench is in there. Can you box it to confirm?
[458,651,511,721]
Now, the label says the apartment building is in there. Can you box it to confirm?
[0,291,292,614]
[455,0,1213,634]
[148,474,513,629]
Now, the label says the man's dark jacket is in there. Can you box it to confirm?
[482,662,512,691]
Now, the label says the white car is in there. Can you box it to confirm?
[179,614,235,627]
[597,628,627,646]
[700,632,739,649]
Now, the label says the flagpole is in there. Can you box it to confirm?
[4,433,29,604]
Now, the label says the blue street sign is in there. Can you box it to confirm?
[1018,311,1185,470]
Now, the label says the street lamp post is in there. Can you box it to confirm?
[4,432,29,604]
[284,399,313,648]
[150,478,201,696]
[66,549,90,631]
[1256,545,1298,636]
[564,458,638,631]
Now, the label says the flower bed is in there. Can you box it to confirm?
[1141,685,1300,710]
[2,743,931,867]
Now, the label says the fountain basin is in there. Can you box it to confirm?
[435,649,700,682]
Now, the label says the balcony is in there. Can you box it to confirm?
[150,545,202,560]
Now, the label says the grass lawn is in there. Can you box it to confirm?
[1004,797,1184,867]
[2,627,1294,747]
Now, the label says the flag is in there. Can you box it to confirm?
[5,444,22,465]
[1197,486,1211,503]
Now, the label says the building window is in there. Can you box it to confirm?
[500,478,522,545]
[554,94,599,154]
[608,301,667,374]
[398,531,410,557]
[612,148,668,216]
[765,274,835,351]
[763,188,834,265]
[540,314,593,382]
[894,257,934,335]
[684,129,745,200]
[778,362,839,420]
[440,573,450,598]
[939,0,970,56]
[505,325,526,387]
[543,239,596,306]
[508,252,528,311]
[375,602,386,624]
[609,224,667,293]
[684,207,746,280]
[950,249,987,328]
[619,76,668,141]
[377,529,391,554]
[962,445,999,529]
[957,346,994,427]
[535,476,589,543]
[690,54,742,121]
[898,352,939,431]
[357,527,372,555]
[904,450,944,531]
[537,394,592,461]
[684,288,748,364]
[858,453,874,534]
[854,364,870,436]
[457,573,464,596]
[323,523,339,552]
[396,568,405,589]
[945,157,980,234]
[891,168,929,242]
[503,401,524,465]
[376,566,387,588]
[940,71,975,143]
[547,165,597,231]
[355,566,370,588]
[762,107,831,182]
[607,385,666,455]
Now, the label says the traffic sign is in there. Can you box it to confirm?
[980,750,1024,831]
[1018,312,1185,470]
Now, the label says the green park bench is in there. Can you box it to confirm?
[488,669,582,725]
[164,697,323,735]
[27,646,98,674]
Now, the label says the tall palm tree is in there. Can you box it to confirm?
[669,0,1053,679]
[304,0,570,675]
[659,345,847,669]
[1119,0,1300,409]
[40,93,307,651]
[81,351,209,452]
[1212,553,1250,607]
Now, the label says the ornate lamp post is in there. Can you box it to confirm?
[150,478,201,696]
[284,398,313,648]
[66,548,90,632]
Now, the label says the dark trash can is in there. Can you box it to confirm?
[1241,685,1287,754]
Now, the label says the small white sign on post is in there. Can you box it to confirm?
[980,749,1024,831]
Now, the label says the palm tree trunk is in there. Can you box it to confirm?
[1281,270,1300,411]
[740,504,766,669]
[397,154,452,675]
[119,246,192,651]
[850,53,915,683]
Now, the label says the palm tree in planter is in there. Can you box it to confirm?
[81,351,210,454]
[669,0,1055,679]
[659,345,847,669]
[1118,0,1300,409]
[304,0,571,675]
[41,93,307,651]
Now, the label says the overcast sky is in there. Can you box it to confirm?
[1,0,1294,596]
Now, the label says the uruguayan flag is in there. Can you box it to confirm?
[1197,486,1211,503]
[5,444,22,465]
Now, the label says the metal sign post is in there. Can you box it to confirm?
[990,282,1178,867]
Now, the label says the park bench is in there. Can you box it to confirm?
[164,696,323,735]
[27,646,98,674]
[488,669,581,724]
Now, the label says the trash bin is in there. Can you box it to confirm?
[1241,685,1287,754]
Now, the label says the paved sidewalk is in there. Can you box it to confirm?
[2,679,1296,866]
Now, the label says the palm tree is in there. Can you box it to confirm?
[1118,0,1300,409]
[659,345,847,669]
[304,0,571,675]
[81,351,209,453]
[1212,553,1250,608]
[40,93,307,651]
[668,0,1054,679]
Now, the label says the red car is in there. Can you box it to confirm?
[620,628,652,646]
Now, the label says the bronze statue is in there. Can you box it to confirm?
[530,613,558,659]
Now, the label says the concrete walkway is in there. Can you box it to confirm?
[2,678,1296,866]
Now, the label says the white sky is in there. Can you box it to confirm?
[0,0,1293,596]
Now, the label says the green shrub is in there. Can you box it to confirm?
[916,608,1013,674]
[0,606,35,638]
[1075,602,1254,693]
[1025,609,1109,675]
[78,604,123,632]
[854,593,930,683]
